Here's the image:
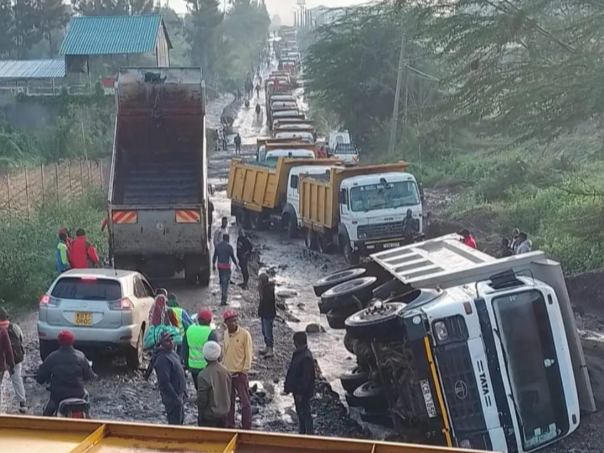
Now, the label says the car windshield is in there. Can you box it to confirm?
[493,290,568,450]
[350,180,420,212]
[51,277,122,301]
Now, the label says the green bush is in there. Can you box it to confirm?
[0,190,106,308]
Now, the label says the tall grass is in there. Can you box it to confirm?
[0,190,107,308]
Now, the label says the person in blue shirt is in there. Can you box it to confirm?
[56,232,70,273]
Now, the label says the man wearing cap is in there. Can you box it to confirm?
[153,331,187,425]
[182,309,219,390]
[36,330,96,416]
[197,341,232,427]
[222,309,253,429]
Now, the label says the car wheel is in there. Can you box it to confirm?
[126,329,144,370]
[313,268,366,297]
[321,276,378,306]
[345,302,407,341]
[353,381,388,411]
[39,340,56,361]
[340,366,369,393]
[326,305,359,330]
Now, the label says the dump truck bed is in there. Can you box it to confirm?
[0,415,487,453]
[299,162,409,229]
[227,158,334,210]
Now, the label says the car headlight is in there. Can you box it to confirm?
[434,321,449,342]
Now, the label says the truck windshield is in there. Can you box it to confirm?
[493,290,568,450]
[350,181,420,212]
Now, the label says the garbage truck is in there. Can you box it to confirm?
[107,67,211,285]
[313,234,595,452]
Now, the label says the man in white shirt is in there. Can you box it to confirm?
[214,217,229,248]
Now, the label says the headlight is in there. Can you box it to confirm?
[434,321,449,341]
[459,439,472,449]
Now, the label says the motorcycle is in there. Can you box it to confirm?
[58,396,90,419]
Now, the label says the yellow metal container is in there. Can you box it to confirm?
[300,162,409,229]
[227,158,336,211]
[0,415,492,453]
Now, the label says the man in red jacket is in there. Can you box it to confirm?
[71,229,100,269]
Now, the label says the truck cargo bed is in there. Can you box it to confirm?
[119,154,199,205]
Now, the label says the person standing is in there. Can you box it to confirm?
[0,307,26,413]
[153,332,187,425]
[213,234,239,306]
[214,217,229,248]
[237,229,253,289]
[56,232,71,273]
[258,274,276,358]
[0,308,15,411]
[459,229,477,249]
[499,238,515,258]
[284,332,316,435]
[71,229,100,269]
[510,228,521,252]
[223,310,253,430]
[234,133,242,154]
[197,341,232,428]
[36,331,96,416]
[182,309,218,389]
[515,232,533,255]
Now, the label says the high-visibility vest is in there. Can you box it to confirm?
[171,307,186,336]
[186,325,213,370]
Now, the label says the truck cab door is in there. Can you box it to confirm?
[287,173,301,221]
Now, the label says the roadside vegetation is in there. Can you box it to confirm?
[0,190,106,307]
[303,0,604,275]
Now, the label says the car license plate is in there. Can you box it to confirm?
[75,312,92,326]
[383,242,400,249]
[420,379,437,418]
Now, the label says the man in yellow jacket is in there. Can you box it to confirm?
[222,309,253,430]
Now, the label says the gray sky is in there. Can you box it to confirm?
[168,0,370,24]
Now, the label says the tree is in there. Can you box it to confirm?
[35,0,71,57]
[0,0,14,57]
[72,0,154,16]
[185,0,223,82]
[12,0,41,59]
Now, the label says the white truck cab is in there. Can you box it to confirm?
[287,165,332,227]
[328,131,351,153]
[366,236,594,452]
[339,171,423,253]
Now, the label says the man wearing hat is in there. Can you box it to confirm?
[36,330,96,416]
[196,341,232,427]
[153,331,187,425]
[182,309,219,390]
[222,309,253,429]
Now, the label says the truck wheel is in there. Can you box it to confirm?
[326,305,359,330]
[287,215,298,239]
[250,212,264,231]
[317,233,330,254]
[199,266,211,287]
[184,264,198,285]
[353,382,388,412]
[321,277,377,306]
[236,209,252,229]
[343,242,360,265]
[305,229,317,250]
[345,302,407,340]
[343,332,356,354]
[340,366,369,393]
[126,329,144,370]
[313,268,366,297]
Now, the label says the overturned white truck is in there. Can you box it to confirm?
[314,234,595,452]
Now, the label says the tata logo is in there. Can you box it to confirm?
[454,380,468,399]
[479,372,490,396]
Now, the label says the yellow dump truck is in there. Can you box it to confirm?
[0,414,486,453]
[299,163,424,264]
[227,157,335,234]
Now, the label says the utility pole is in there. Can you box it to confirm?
[388,31,405,156]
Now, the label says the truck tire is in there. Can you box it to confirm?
[326,305,359,330]
[320,277,377,306]
[287,214,298,239]
[343,241,360,265]
[343,332,356,354]
[236,209,251,229]
[353,382,388,412]
[345,392,363,408]
[185,261,199,285]
[313,268,366,297]
[250,212,264,231]
[305,229,317,250]
[340,366,369,393]
[199,256,211,287]
[345,302,407,340]
[317,233,330,254]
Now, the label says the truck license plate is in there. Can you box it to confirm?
[75,312,92,326]
[420,379,437,418]
[383,242,400,249]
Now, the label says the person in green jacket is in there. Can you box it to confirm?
[182,309,218,390]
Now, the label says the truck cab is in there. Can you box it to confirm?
[287,165,332,229]
[339,171,423,255]
[356,236,594,451]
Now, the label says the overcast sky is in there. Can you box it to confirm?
[168,0,370,24]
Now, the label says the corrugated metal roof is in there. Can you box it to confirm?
[59,14,166,56]
[0,60,66,79]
